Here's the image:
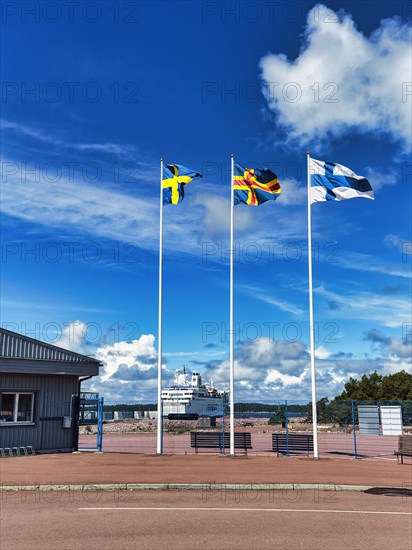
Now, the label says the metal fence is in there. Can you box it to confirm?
[77,400,412,460]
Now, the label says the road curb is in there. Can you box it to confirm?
[2,482,409,492]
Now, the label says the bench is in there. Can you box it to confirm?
[190,431,252,454]
[272,433,313,456]
[394,435,412,464]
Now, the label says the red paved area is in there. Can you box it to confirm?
[1,452,411,487]
[2,490,412,550]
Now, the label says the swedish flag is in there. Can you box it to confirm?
[162,164,202,205]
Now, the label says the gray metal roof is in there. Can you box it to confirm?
[0,328,101,376]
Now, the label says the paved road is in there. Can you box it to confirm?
[2,490,411,549]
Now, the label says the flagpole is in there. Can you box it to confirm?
[307,151,319,459]
[157,158,164,455]
[230,153,235,456]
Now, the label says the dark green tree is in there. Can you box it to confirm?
[336,370,412,400]
[317,397,330,424]
[303,397,329,423]
[380,371,412,400]
[268,409,286,425]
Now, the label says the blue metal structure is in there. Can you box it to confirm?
[285,401,289,457]
[351,400,358,460]
[78,394,104,452]
[221,398,225,454]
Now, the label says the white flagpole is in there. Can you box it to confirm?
[157,158,164,455]
[229,154,235,456]
[307,151,319,459]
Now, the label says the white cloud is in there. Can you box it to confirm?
[279,179,306,206]
[1,119,50,141]
[207,338,310,388]
[203,337,364,401]
[364,328,412,361]
[260,4,412,151]
[193,193,252,240]
[388,338,412,359]
[315,284,411,327]
[56,320,89,353]
[264,369,304,386]
[71,143,132,157]
[338,252,412,280]
[383,233,406,252]
[95,334,157,381]
[364,168,397,191]
[315,345,332,359]
[163,350,225,358]
[239,285,304,316]
[1,119,134,159]
[0,164,158,245]
[1,300,106,313]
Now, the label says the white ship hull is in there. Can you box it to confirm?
[161,370,227,418]
[162,396,224,417]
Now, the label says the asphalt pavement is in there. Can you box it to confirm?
[2,490,411,550]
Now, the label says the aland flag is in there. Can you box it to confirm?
[234,161,281,206]
[310,158,374,204]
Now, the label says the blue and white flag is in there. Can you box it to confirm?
[310,158,374,204]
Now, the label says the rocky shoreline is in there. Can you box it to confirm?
[79,417,316,435]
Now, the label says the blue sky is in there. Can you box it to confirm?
[1,1,411,403]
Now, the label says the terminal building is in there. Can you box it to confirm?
[0,328,101,453]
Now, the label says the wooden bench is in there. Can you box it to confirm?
[190,431,252,454]
[272,433,313,456]
[394,435,412,464]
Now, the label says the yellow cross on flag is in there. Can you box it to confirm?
[162,164,202,205]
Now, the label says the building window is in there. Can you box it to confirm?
[0,392,34,423]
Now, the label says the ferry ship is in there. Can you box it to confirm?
[161,369,228,418]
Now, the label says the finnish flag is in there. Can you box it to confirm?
[310,158,374,204]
